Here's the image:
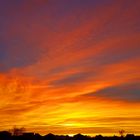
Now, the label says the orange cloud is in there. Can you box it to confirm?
[0,0,140,136]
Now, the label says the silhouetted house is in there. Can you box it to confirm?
[43,133,56,140]
[73,133,89,140]
[111,136,120,140]
[23,132,34,136]
[34,133,42,140]
[95,135,103,140]
[125,134,135,140]
[0,131,11,140]
[0,131,140,140]
[22,132,35,140]
[135,136,140,140]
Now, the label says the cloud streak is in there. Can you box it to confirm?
[0,0,140,136]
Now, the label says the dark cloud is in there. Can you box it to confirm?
[86,83,140,102]
[0,39,43,72]
[50,72,91,87]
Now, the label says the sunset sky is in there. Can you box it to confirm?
[0,0,140,136]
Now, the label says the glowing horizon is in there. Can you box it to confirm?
[0,0,140,136]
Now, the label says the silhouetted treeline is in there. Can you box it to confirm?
[0,131,139,140]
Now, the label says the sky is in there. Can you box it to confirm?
[0,0,140,136]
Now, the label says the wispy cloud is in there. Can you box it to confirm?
[0,0,140,135]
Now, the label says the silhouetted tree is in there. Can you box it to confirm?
[119,130,125,137]
[10,126,26,136]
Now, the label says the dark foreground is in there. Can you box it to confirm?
[0,131,139,140]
